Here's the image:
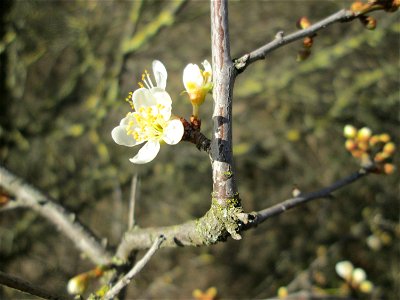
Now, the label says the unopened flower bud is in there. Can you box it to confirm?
[296,17,311,29]
[359,280,374,293]
[352,268,367,284]
[383,142,396,155]
[360,15,377,30]
[297,49,311,61]
[358,141,369,152]
[369,135,380,146]
[379,133,391,143]
[357,127,372,142]
[351,150,363,158]
[350,1,367,13]
[335,261,354,281]
[303,37,313,48]
[383,163,395,175]
[345,140,357,151]
[374,152,389,163]
[344,125,358,139]
[277,286,289,298]
[67,273,89,295]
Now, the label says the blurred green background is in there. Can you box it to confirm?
[0,0,399,299]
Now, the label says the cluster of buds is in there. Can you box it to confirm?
[335,261,374,294]
[343,125,396,174]
[350,0,400,30]
[296,17,314,61]
[67,266,104,295]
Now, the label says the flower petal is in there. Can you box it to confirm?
[183,63,203,91]
[111,124,141,147]
[163,119,184,145]
[202,60,212,74]
[129,140,160,164]
[132,88,157,111]
[152,60,167,89]
[151,87,172,120]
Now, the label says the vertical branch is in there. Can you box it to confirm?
[210,0,238,204]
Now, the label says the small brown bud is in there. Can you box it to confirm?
[303,36,313,48]
[297,49,311,61]
[296,17,311,29]
[360,15,377,30]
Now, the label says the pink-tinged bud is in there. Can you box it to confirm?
[296,17,311,29]
[345,140,357,151]
[383,142,396,155]
[344,125,358,139]
[383,163,395,175]
[357,127,372,142]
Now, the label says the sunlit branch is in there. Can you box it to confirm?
[0,270,69,300]
[104,235,165,300]
[0,165,113,266]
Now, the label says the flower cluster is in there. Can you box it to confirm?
[343,125,396,174]
[335,261,374,294]
[112,60,212,164]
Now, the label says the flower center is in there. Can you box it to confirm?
[126,104,167,143]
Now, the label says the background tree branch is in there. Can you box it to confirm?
[0,271,69,300]
[0,165,113,266]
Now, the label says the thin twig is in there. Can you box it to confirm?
[246,168,371,228]
[104,235,165,300]
[0,165,113,265]
[128,174,138,230]
[0,270,69,300]
[233,9,361,72]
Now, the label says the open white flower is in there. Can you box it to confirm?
[112,60,184,164]
[183,60,212,116]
